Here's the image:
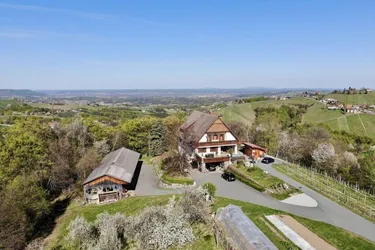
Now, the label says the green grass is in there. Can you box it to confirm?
[326,92,375,105]
[213,197,375,250]
[234,165,300,200]
[0,99,20,109]
[161,174,195,185]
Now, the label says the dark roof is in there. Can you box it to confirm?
[179,111,220,143]
[243,142,267,152]
[83,147,140,185]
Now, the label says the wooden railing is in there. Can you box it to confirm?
[195,140,238,147]
[203,156,230,163]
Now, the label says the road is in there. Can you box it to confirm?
[136,163,375,243]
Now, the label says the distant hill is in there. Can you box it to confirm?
[326,92,375,105]
[0,89,46,97]
[221,97,375,139]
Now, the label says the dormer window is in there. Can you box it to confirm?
[213,134,218,140]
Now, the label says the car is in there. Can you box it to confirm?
[206,165,217,172]
[221,172,236,182]
[261,157,275,164]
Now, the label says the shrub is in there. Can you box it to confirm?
[25,238,45,250]
[66,217,95,249]
[179,188,211,224]
[95,212,127,250]
[227,166,265,192]
[161,152,191,176]
[202,182,217,197]
[129,196,195,249]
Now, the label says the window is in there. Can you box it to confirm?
[220,134,224,141]
[211,147,218,153]
[213,134,218,140]
[198,148,206,153]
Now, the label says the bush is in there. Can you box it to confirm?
[161,174,194,185]
[179,188,211,224]
[129,197,195,249]
[66,217,95,249]
[202,182,217,197]
[227,167,265,192]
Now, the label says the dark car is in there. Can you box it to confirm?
[206,165,217,172]
[221,172,236,182]
[261,157,275,164]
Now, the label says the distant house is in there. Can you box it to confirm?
[346,104,360,114]
[178,111,240,171]
[242,142,267,160]
[367,88,372,92]
[83,147,141,204]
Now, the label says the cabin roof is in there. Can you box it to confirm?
[83,147,140,185]
[243,142,267,152]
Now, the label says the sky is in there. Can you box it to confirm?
[0,0,374,90]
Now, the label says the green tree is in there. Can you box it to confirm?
[149,120,165,156]
[121,116,157,155]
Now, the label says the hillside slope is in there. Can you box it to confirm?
[221,97,375,138]
[326,92,375,105]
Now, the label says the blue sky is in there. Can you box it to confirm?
[0,0,374,89]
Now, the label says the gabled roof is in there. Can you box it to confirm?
[83,147,140,185]
[243,142,267,152]
[179,111,220,143]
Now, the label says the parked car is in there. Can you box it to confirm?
[206,165,217,172]
[261,157,275,164]
[221,172,236,182]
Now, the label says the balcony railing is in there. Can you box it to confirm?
[195,140,238,147]
[195,153,230,163]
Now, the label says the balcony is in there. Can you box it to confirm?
[195,153,230,163]
[195,140,238,147]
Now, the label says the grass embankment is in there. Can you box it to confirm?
[47,195,375,250]
[46,195,215,250]
[229,165,300,200]
[161,174,195,185]
[274,164,375,223]
[214,197,375,250]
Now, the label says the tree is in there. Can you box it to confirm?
[312,143,337,173]
[161,152,191,176]
[149,120,165,156]
[122,117,157,155]
[227,120,252,141]
[76,148,101,181]
[163,115,183,151]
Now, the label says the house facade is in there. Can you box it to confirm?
[83,147,140,204]
[178,111,239,171]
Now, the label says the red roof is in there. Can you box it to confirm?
[243,142,267,152]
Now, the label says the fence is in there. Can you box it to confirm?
[274,163,375,221]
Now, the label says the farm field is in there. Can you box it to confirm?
[326,92,375,105]
[221,97,375,138]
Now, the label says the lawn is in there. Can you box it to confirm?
[234,164,300,200]
[161,173,195,185]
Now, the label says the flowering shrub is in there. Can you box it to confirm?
[179,188,211,224]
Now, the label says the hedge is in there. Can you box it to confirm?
[161,174,195,185]
[227,166,265,192]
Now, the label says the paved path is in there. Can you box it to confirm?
[281,193,318,207]
[256,160,375,243]
[136,163,375,243]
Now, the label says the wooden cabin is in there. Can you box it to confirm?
[83,147,140,204]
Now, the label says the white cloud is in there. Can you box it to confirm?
[0,3,116,20]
